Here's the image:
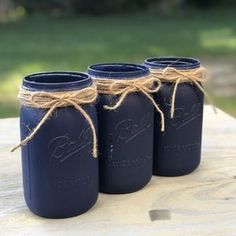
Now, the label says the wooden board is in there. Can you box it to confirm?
[0,106,236,236]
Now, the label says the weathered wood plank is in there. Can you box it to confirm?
[0,106,236,236]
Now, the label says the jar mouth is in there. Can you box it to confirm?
[23,72,92,91]
[88,63,149,79]
[144,57,200,70]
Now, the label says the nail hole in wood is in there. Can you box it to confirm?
[149,209,171,221]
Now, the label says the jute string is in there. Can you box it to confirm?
[93,76,165,131]
[150,66,217,118]
[11,84,98,158]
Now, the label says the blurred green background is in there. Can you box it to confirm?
[0,0,236,118]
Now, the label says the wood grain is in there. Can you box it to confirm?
[0,106,236,236]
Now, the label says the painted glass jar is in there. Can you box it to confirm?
[88,63,154,193]
[19,72,98,218]
[145,57,204,176]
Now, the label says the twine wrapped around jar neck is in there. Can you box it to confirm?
[93,75,165,132]
[11,84,98,158]
[149,66,217,118]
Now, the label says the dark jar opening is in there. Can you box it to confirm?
[144,57,200,70]
[23,72,92,92]
[88,63,149,79]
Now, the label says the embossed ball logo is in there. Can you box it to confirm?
[48,128,92,163]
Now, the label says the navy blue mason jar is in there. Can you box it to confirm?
[145,57,204,176]
[88,63,154,194]
[17,72,98,218]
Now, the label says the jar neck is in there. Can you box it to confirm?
[144,57,200,70]
[23,72,92,92]
[88,63,150,79]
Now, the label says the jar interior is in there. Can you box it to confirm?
[145,57,200,69]
[23,72,91,91]
[88,63,149,79]
[26,73,87,84]
[90,64,144,73]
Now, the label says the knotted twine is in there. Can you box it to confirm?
[93,76,165,131]
[149,66,217,118]
[11,84,98,158]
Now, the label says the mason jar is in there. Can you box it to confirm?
[145,57,204,176]
[88,63,154,193]
[19,72,98,218]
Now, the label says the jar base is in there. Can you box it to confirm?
[153,164,200,177]
[25,194,98,219]
[99,175,152,194]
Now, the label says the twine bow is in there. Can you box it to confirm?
[150,66,217,118]
[94,76,165,131]
[11,84,98,158]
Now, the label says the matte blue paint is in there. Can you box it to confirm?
[88,63,153,193]
[145,57,203,176]
[20,72,98,218]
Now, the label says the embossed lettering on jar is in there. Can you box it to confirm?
[145,57,205,176]
[18,72,98,218]
[88,63,154,193]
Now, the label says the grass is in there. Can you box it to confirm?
[213,96,236,117]
[0,9,236,118]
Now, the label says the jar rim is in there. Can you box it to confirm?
[144,57,200,69]
[23,72,92,91]
[88,63,149,79]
